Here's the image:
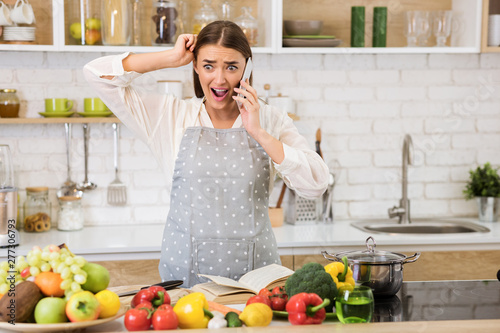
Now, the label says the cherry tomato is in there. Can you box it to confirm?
[258,288,273,298]
[152,304,178,330]
[270,295,287,311]
[124,307,152,331]
[271,286,288,302]
[246,295,272,307]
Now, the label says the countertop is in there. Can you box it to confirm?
[2,218,500,261]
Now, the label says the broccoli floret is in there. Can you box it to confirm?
[285,262,337,311]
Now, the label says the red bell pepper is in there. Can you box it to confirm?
[285,293,331,325]
[131,286,171,308]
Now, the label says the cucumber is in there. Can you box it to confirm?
[225,311,243,327]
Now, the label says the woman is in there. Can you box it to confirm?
[84,21,329,287]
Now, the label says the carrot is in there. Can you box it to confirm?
[207,300,242,315]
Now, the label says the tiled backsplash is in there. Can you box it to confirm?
[1,51,500,226]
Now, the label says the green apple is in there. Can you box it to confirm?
[85,18,101,31]
[66,291,101,322]
[69,22,82,40]
[34,297,68,324]
[81,263,110,293]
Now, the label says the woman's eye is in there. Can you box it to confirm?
[203,64,213,70]
[228,65,237,71]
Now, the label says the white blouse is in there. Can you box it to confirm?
[83,53,329,208]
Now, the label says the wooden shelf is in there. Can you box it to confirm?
[0,117,120,124]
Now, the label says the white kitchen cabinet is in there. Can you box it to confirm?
[0,0,484,53]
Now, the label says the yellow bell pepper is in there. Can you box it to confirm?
[324,256,356,292]
[173,292,213,329]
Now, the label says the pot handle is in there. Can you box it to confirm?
[403,252,420,264]
[321,250,342,262]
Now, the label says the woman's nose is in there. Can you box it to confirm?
[213,69,226,84]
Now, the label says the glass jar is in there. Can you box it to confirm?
[0,89,20,118]
[235,7,258,47]
[23,187,51,233]
[57,196,84,231]
[192,0,218,34]
[66,0,102,45]
[131,0,144,46]
[151,0,179,45]
[101,0,131,46]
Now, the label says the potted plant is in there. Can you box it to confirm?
[463,162,500,222]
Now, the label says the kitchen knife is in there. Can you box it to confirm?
[117,280,183,297]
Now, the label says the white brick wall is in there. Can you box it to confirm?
[1,51,499,226]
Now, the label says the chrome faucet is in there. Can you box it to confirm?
[388,134,413,224]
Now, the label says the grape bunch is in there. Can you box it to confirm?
[0,244,88,300]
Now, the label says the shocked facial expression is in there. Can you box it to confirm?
[194,45,247,112]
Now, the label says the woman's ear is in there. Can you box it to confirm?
[193,60,199,75]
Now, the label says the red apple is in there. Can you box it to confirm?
[84,29,101,45]
[66,291,101,322]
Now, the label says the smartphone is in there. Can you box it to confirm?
[237,57,253,109]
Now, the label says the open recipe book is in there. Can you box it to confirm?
[192,264,294,304]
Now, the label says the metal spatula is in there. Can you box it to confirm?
[107,123,127,206]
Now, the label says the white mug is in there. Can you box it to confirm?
[0,1,13,26]
[10,0,34,25]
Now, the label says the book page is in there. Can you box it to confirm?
[238,264,294,293]
[197,274,250,291]
[193,282,253,296]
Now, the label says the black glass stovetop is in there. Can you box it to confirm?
[373,280,500,322]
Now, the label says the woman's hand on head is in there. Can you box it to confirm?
[234,80,262,138]
[173,34,197,67]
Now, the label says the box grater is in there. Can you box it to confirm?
[283,189,322,224]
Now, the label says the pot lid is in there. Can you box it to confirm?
[334,236,408,263]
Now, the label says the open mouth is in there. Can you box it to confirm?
[211,88,229,101]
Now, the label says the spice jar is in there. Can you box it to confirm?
[57,196,84,231]
[0,89,20,118]
[23,187,51,233]
[151,0,179,45]
[234,7,258,47]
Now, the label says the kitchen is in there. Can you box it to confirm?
[1,0,500,331]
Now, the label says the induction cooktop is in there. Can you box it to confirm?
[373,280,500,322]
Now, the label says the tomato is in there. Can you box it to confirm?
[152,304,178,330]
[124,307,152,331]
[246,295,271,307]
[272,286,287,297]
[270,295,287,311]
[258,288,272,298]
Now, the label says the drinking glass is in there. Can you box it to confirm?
[433,10,452,47]
[336,286,374,323]
[415,11,431,46]
[403,11,419,47]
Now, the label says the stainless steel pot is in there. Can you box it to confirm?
[322,236,420,297]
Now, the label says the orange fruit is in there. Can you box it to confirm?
[34,271,65,297]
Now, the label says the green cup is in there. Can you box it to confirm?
[45,98,73,112]
[84,98,109,112]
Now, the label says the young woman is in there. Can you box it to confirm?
[84,21,329,287]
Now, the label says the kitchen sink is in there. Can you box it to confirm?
[351,219,490,235]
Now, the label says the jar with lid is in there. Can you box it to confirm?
[234,7,258,47]
[0,89,20,118]
[151,0,179,45]
[66,0,102,45]
[57,196,84,231]
[23,187,51,233]
[101,0,131,46]
[192,0,218,34]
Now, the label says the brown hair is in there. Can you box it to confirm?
[193,21,253,98]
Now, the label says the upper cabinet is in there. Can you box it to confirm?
[0,0,485,54]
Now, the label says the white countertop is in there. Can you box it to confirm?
[2,218,500,261]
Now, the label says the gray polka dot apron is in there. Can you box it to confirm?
[159,126,281,287]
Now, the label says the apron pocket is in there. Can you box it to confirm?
[193,238,255,282]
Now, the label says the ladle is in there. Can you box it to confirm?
[77,123,97,191]
[59,123,77,197]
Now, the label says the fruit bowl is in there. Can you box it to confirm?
[0,303,127,332]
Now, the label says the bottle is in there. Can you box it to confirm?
[101,0,131,46]
[57,196,84,231]
[23,187,51,233]
[131,0,144,46]
[67,0,102,46]
[151,0,179,45]
[0,89,20,118]
[192,0,218,34]
[234,7,258,47]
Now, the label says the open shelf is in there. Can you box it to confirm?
[481,0,500,52]
[0,117,120,124]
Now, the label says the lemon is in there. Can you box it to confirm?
[239,303,273,327]
[95,290,121,318]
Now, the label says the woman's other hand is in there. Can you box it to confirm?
[173,34,197,67]
[234,79,262,138]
